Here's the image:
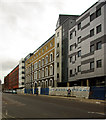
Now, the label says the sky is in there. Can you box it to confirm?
[0,0,98,83]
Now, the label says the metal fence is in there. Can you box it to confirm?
[89,86,105,100]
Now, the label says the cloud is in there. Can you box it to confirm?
[2,60,17,71]
[0,0,98,83]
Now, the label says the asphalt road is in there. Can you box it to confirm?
[2,93,105,119]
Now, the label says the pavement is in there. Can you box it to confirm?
[23,93,106,105]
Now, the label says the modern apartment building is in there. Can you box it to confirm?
[25,35,55,90]
[19,58,25,88]
[54,15,79,87]
[68,1,106,86]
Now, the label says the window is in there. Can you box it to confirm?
[34,71,37,79]
[42,58,44,66]
[75,31,76,36]
[78,23,81,30]
[57,43,59,47]
[42,49,44,53]
[45,67,48,76]
[45,80,48,88]
[39,70,41,78]
[50,42,53,47]
[46,56,48,64]
[36,62,38,69]
[70,33,72,39]
[90,44,95,52]
[22,61,24,63]
[39,60,41,67]
[90,13,95,22]
[57,62,59,67]
[22,77,25,79]
[22,82,24,85]
[78,50,81,57]
[50,53,53,62]
[22,71,25,74]
[63,28,65,36]
[97,60,102,68]
[70,70,72,77]
[46,46,48,50]
[70,45,73,51]
[96,24,101,34]
[75,55,76,61]
[50,65,53,75]
[39,51,41,55]
[90,61,94,70]
[70,57,73,63]
[57,32,59,37]
[96,41,102,50]
[77,36,81,43]
[90,28,94,37]
[57,73,59,78]
[96,8,101,17]
[22,66,25,69]
[75,43,77,48]
[42,68,44,78]
[74,68,76,74]
[49,79,53,87]
[78,65,81,72]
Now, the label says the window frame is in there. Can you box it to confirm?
[90,61,94,70]
[96,59,102,68]
[78,23,81,30]
[96,41,102,50]
[90,28,94,37]
[90,44,95,53]
[96,24,101,34]
[78,50,81,57]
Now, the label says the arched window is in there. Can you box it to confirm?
[42,68,44,78]
[45,80,48,88]
[50,52,53,62]
[50,65,53,75]
[45,67,48,76]
[34,62,37,70]
[42,80,44,88]
[34,71,37,79]
[49,79,53,87]
[42,58,44,66]
[45,55,48,64]
[39,60,41,68]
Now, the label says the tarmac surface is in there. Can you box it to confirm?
[2,93,106,119]
[25,93,106,105]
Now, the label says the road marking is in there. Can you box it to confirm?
[6,110,8,115]
[3,112,15,119]
[6,114,15,118]
[96,102,100,104]
[88,111,105,116]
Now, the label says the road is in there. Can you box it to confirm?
[2,93,105,119]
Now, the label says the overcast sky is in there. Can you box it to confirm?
[0,0,98,83]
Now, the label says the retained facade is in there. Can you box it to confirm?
[25,35,55,90]
[68,1,106,86]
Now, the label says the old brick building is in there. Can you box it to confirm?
[4,65,19,91]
